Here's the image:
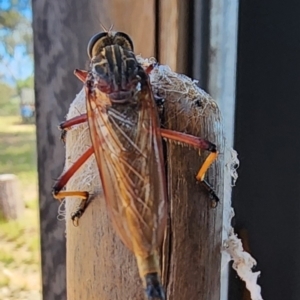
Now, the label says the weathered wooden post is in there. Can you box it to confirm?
[33,0,225,299]
[150,64,224,299]
[63,62,224,299]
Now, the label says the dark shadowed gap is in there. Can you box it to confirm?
[231,0,300,299]
[154,0,160,60]
[190,0,210,90]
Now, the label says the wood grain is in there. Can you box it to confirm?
[151,69,224,300]
[158,0,189,73]
[88,0,156,57]
[66,194,145,299]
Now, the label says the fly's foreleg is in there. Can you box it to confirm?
[55,69,92,224]
[59,68,89,142]
[160,128,219,207]
[52,146,94,225]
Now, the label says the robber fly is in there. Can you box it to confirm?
[53,31,218,299]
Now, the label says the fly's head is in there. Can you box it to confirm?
[87,31,145,103]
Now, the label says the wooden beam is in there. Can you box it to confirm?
[158,0,190,73]
[90,0,156,57]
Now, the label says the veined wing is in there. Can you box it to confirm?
[86,82,167,257]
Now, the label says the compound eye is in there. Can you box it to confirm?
[113,32,134,51]
[87,32,108,59]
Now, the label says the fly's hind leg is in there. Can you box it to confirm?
[201,179,219,208]
[53,190,90,226]
[52,146,94,225]
[194,140,219,207]
[160,128,219,207]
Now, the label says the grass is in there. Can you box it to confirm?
[0,116,37,196]
[0,115,41,297]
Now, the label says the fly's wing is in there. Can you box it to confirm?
[86,84,167,257]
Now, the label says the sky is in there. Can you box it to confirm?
[0,0,33,86]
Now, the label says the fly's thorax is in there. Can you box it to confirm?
[107,99,141,149]
[91,44,142,102]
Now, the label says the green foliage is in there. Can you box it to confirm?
[0,116,37,179]
[0,81,13,102]
[0,218,24,242]
[0,0,33,84]
[0,76,34,116]
[0,81,18,115]
[16,75,33,90]
[0,10,22,29]
[0,2,32,54]
[0,275,10,288]
[0,213,40,266]
[1,98,19,115]
[0,249,15,266]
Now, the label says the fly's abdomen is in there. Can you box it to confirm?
[145,273,165,300]
[135,253,165,300]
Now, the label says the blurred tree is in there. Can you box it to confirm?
[16,74,33,91]
[0,74,33,116]
[0,0,32,58]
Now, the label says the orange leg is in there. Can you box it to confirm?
[160,128,219,206]
[52,146,94,225]
[57,119,218,223]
